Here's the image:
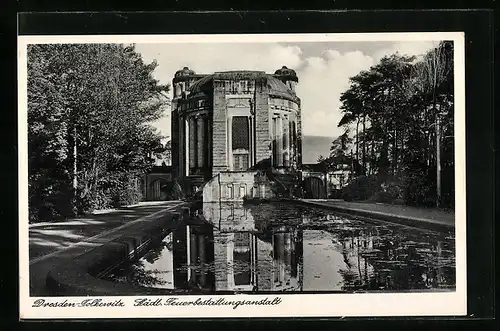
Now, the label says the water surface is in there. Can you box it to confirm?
[104,202,455,293]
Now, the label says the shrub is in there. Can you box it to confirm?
[328,189,342,199]
[82,172,144,210]
[110,174,143,207]
[403,169,436,207]
[369,179,405,203]
[29,178,74,223]
[370,191,393,203]
[385,181,404,200]
[341,175,379,201]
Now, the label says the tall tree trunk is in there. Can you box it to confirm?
[355,117,360,173]
[393,128,398,175]
[435,104,442,208]
[391,90,398,176]
[370,139,375,176]
[72,125,78,216]
[431,57,440,208]
[362,115,366,175]
[379,117,389,182]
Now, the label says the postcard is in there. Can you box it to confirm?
[18,32,466,319]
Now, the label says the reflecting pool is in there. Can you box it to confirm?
[104,202,455,293]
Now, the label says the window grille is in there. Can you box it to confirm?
[232,116,250,150]
[226,185,233,199]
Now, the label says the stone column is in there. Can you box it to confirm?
[189,232,197,271]
[186,225,191,281]
[227,234,235,289]
[227,116,233,170]
[283,116,290,167]
[275,233,285,284]
[255,82,271,165]
[198,235,206,285]
[248,116,253,167]
[197,115,205,168]
[271,116,277,166]
[277,115,284,166]
[288,120,294,167]
[189,116,197,170]
[296,108,303,167]
[212,83,228,175]
[171,105,179,178]
[206,117,212,170]
[185,117,190,176]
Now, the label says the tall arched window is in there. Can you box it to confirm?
[232,116,250,170]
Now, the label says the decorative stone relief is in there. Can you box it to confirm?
[226,98,252,108]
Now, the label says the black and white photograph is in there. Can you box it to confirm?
[18,32,466,318]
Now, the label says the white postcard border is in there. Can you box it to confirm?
[18,32,466,319]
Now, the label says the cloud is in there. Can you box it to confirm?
[297,50,375,138]
[135,43,304,138]
[297,42,437,138]
[135,40,438,141]
[373,40,439,62]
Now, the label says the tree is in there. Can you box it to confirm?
[27,43,170,221]
[330,129,352,160]
[335,45,454,208]
[339,86,363,168]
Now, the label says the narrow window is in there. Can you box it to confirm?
[259,184,266,199]
[233,233,252,286]
[232,116,250,171]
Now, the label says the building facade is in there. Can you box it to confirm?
[143,164,172,201]
[171,66,302,195]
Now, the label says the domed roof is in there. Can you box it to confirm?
[186,71,299,103]
[188,75,213,94]
[274,66,298,81]
[267,76,299,102]
[174,66,196,78]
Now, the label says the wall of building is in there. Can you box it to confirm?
[301,171,328,199]
[144,172,172,201]
[172,68,301,198]
[202,171,276,203]
[208,207,302,292]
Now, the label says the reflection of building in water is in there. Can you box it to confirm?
[203,202,256,232]
[204,202,304,292]
[172,223,215,291]
[213,228,303,292]
[170,67,302,196]
[214,232,257,291]
[271,229,303,291]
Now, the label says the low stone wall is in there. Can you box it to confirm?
[295,200,454,233]
[203,171,275,203]
[45,205,205,296]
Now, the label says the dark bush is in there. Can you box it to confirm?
[368,179,405,203]
[403,169,436,207]
[385,181,404,200]
[370,191,393,203]
[74,172,144,212]
[29,178,74,223]
[110,173,143,207]
[341,175,379,201]
[328,189,342,199]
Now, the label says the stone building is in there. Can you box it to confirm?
[143,164,172,201]
[171,66,302,198]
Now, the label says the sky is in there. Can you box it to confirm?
[134,40,439,142]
